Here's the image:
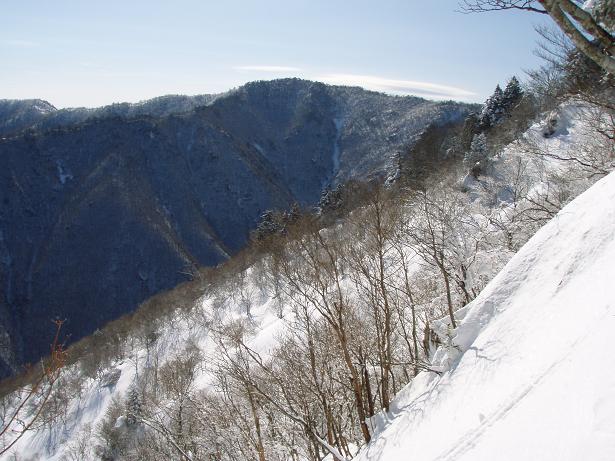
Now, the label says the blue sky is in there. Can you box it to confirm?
[1,0,552,108]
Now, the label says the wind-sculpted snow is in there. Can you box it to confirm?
[356,173,615,460]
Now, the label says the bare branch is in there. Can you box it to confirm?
[541,0,615,74]
[459,0,548,14]
[460,0,615,74]
[0,320,67,456]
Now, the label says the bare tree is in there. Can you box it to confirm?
[404,188,483,328]
[276,220,373,444]
[390,224,432,376]
[211,319,351,461]
[0,320,67,456]
[459,0,615,74]
[214,351,267,461]
[345,188,402,412]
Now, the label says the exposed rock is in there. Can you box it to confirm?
[99,368,122,388]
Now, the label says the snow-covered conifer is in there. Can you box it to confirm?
[464,133,490,176]
[502,76,523,110]
[126,386,142,426]
[318,186,343,212]
[479,85,505,128]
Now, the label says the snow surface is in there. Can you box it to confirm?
[356,171,615,461]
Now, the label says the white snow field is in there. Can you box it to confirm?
[357,171,615,461]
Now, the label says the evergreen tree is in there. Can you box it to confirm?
[254,210,278,239]
[478,85,505,129]
[318,186,343,212]
[284,203,300,225]
[254,206,301,239]
[502,76,523,110]
[464,133,490,176]
[126,386,142,426]
[491,85,504,110]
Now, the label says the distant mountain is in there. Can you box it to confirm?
[0,79,475,375]
[0,99,57,135]
[0,94,219,136]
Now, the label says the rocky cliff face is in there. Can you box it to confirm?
[0,79,474,374]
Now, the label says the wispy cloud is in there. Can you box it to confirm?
[1,39,40,48]
[316,74,476,101]
[232,66,475,101]
[234,65,302,73]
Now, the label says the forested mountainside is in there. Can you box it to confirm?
[2,0,613,458]
[1,91,611,460]
[0,79,473,375]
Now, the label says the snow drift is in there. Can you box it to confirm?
[357,171,615,461]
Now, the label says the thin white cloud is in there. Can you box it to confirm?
[1,39,40,48]
[316,73,476,101]
[234,65,302,73]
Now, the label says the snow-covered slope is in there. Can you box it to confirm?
[357,171,615,461]
[1,101,610,460]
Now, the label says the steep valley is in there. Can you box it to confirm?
[0,78,473,374]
